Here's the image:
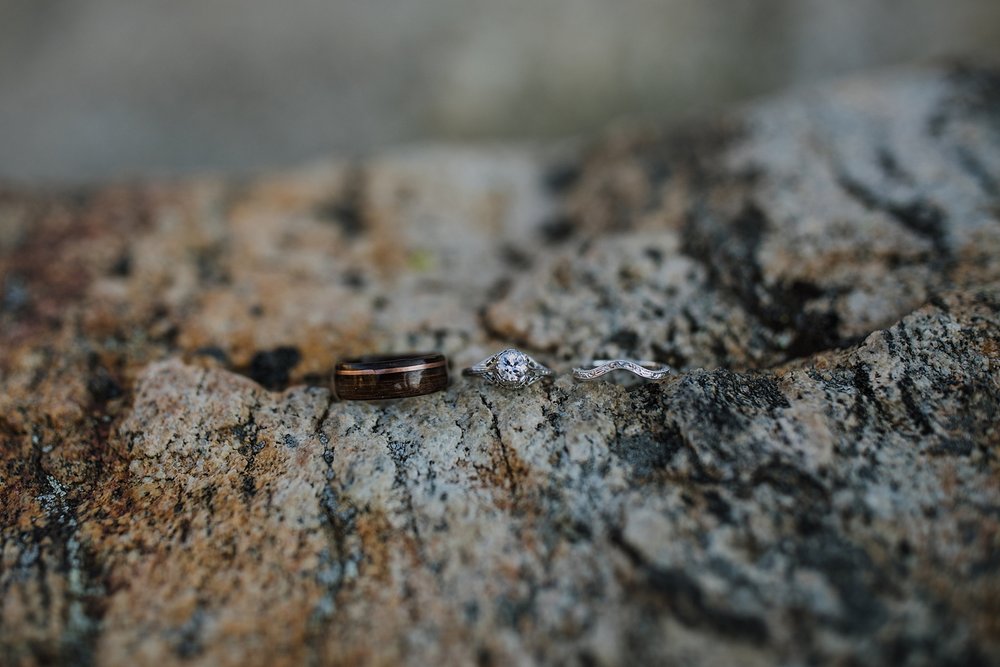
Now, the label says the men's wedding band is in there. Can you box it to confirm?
[335,353,449,400]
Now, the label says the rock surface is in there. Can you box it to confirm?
[1,64,999,666]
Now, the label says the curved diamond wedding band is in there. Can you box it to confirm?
[572,359,675,382]
[463,348,553,389]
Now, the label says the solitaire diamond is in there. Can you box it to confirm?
[495,349,529,383]
[463,347,553,389]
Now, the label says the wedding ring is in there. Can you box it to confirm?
[572,359,674,382]
[463,348,553,389]
[334,353,449,400]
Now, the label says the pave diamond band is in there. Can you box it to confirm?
[572,359,674,382]
[463,348,553,389]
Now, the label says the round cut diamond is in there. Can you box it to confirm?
[495,349,530,383]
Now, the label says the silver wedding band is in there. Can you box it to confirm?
[571,359,675,382]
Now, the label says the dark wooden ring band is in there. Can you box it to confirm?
[334,353,449,400]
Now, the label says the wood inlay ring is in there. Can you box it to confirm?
[334,353,449,400]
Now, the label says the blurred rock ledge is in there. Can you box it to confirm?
[1,64,999,666]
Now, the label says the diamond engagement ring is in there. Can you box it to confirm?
[572,359,675,382]
[463,348,554,389]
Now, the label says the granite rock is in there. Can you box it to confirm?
[1,65,999,666]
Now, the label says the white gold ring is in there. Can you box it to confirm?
[463,348,553,389]
[572,359,674,382]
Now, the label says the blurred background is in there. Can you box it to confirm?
[1,0,999,185]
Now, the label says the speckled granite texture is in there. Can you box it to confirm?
[1,65,999,666]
